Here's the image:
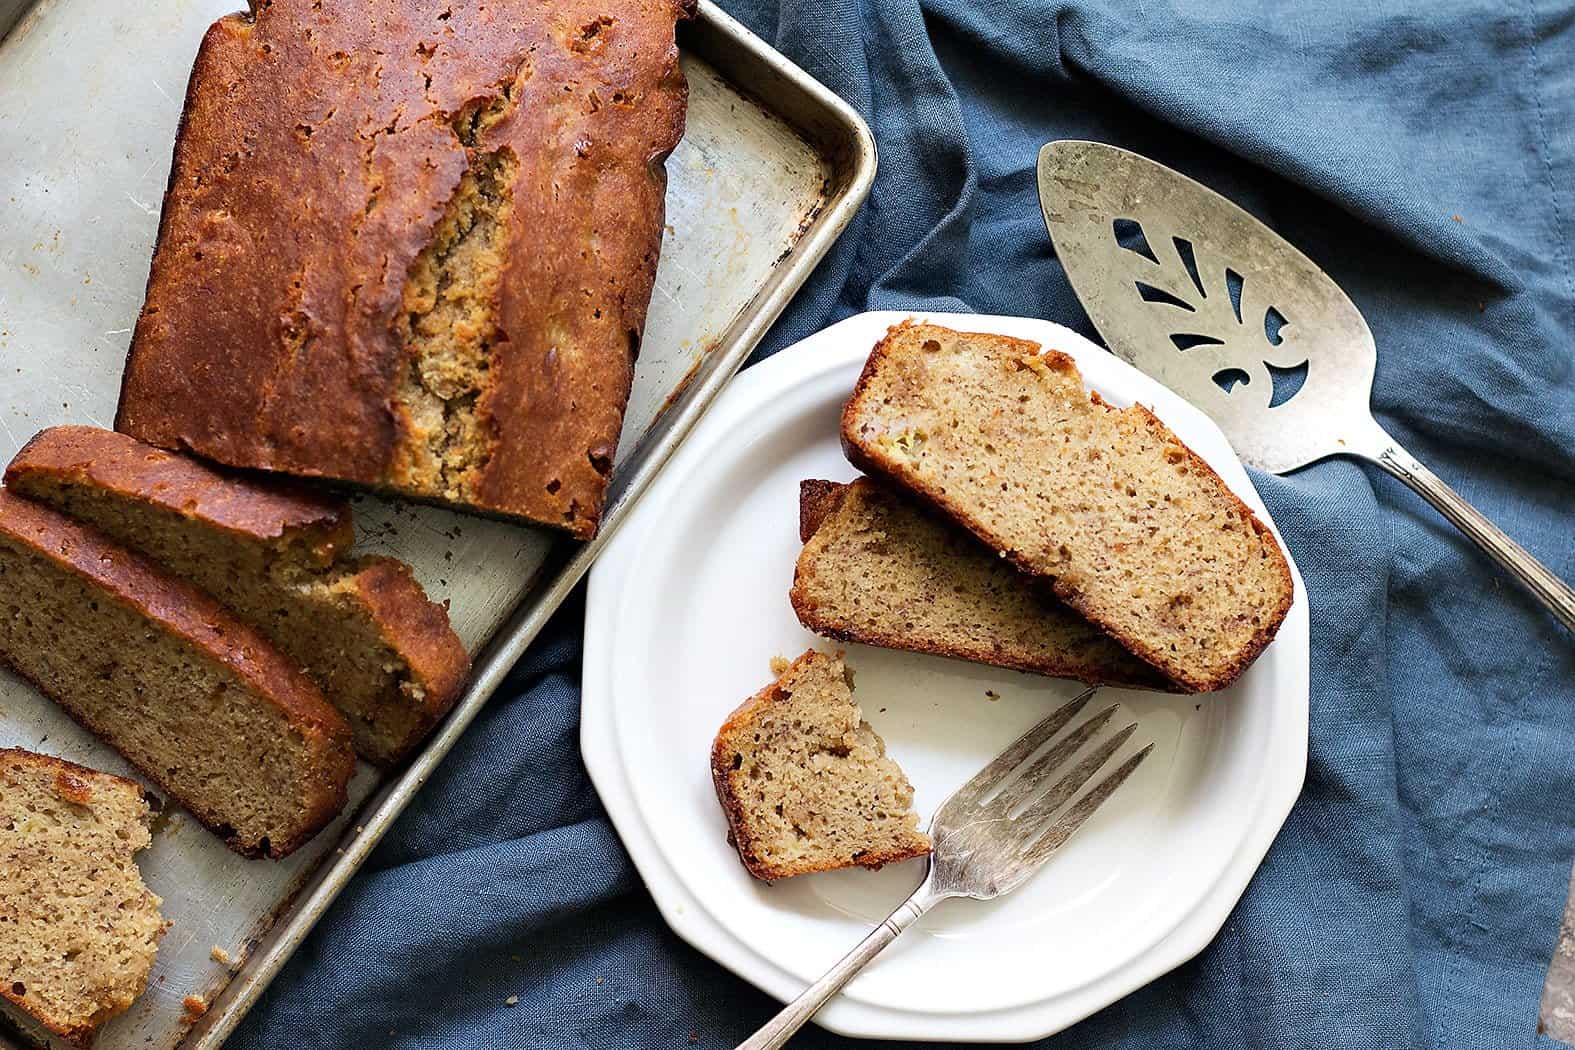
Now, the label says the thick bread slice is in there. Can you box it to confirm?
[791,479,1173,690]
[7,427,470,765]
[841,322,1294,693]
[710,650,930,880]
[0,491,354,858]
[0,749,167,1049]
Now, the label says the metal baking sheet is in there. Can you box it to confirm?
[0,1,874,1046]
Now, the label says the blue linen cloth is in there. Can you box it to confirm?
[234,1,1575,1046]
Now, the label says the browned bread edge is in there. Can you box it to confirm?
[797,478,849,543]
[7,426,471,765]
[840,321,1293,693]
[709,650,931,881]
[346,556,472,759]
[7,425,353,560]
[0,491,354,858]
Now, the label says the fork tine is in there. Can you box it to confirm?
[982,705,1121,818]
[992,720,1136,821]
[942,688,1096,811]
[1018,744,1154,868]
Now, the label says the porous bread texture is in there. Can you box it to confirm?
[0,749,167,1049]
[710,650,931,881]
[392,125,515,508]
[0,491,354,859]
[7,426,471,765]
[842,322,1294,693]
[791,479,1173,690]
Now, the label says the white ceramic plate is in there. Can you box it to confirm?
[582,311,1309,1042]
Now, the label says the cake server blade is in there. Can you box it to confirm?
[1036,139,1574,630]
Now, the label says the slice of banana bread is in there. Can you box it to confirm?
[7,427,470,765]
[0,491,354,858]
[842,322,1294,693]
[792,479,1173,690]
[115,0,696,538]
[0,748,167,1049]
[711,650,930,880]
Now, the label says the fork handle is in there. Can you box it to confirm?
[736,880,941,1049]
[1370,440,1575,631]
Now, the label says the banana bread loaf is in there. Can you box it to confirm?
[711,650,930,880]
[116,0,696,538]
[842,322,1294,693]
[7,426,470,765]
[792,478,1173,690]
[0,748,167,1049]
[0,491,354,858]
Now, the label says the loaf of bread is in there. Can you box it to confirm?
[0,748,167,1049]
[711,650,930,880]
[792,478,1173,690]
[7,427,470,765]
[0,491,354,858]
[842,322,1294,693]
[116,0,696,538]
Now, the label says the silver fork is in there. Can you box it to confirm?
[737,687,1152,1049]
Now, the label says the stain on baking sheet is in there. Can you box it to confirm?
[652,345,713,426]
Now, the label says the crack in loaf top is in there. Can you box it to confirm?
[118,0,696,538]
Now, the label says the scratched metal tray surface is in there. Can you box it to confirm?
[0,1,873,1046]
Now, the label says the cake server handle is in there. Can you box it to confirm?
[1367,437,1575,631]
[735,873,944,1049]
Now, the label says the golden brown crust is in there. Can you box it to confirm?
[117,0,696,538]
[346,556,471,757]
[7,426,353,564]
[710,650,930,881]
[7,425,470,766]
[0,491,353,858]
[790,479,1176,691]
[1,984,96,1048]
[0,747,151,812]
[796,479,849,543]
[841,321,1293,694]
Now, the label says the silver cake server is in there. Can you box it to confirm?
[1037,139,1573,630]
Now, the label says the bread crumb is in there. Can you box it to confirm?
[769,655,790,676]
[510,953,521,962]
[210,946,231,965]
[504,996,519,1007]
[182,995,207,1018]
